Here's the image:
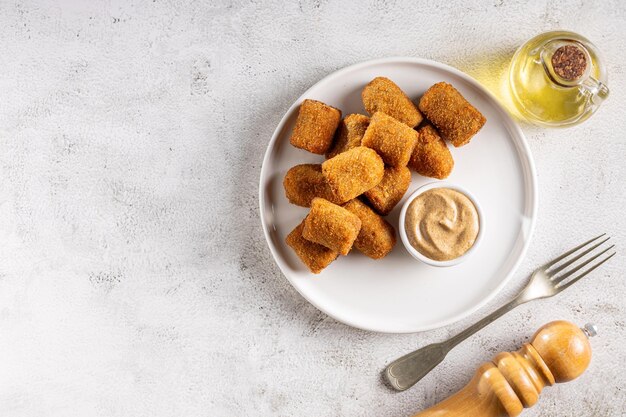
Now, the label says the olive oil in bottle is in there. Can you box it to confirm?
[508,31,609,127]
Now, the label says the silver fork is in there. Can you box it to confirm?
[385,234,616,391]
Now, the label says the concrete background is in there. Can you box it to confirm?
[1,0,624,416]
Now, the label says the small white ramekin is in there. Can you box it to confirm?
[398,182,484,267]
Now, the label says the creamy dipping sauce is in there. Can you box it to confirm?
[405,188,479,261]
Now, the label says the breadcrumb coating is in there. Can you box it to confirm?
[418,82,485,147]
[286,220,338,274]
[362,77,423,127]
[322,146,384,203]
[409,124,454,179]
[290,99,342,154]
[302,198,362,255]
[343,199,396,259]
[326,114,370,159]
[283,164,340,207]
[361,112,418,167]
[364,165,411,215]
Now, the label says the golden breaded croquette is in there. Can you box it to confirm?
[302,198,362,255]
[362,77,423,127]
[361,112,418,167]
[286,220,338,274]
[290,99,342,154]
[321,146,384,203]
[283,164,341,207]
[364,166,411,215]
[409,124,454,179]
[418,82,486,147]
[343,199,396,259]
[326,114,370,159]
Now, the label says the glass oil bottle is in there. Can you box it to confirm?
[508,31,609,127]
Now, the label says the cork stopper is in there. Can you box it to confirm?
[551,45,587,81]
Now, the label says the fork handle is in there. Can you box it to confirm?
[385,297,523,391]
[446,297,523,348]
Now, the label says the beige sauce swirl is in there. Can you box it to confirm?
[405,188,479,261]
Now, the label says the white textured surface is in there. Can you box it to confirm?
[0,1,625,416]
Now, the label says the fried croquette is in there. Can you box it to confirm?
[363,166,411,215]
[321,146,384,203]
[326,114,370,159]
[343,199,396,259]
[283,164,341,207]
[362,77,423,127]
[418,82,486,147]
[290,99,342,154]
[409,124,454,179]
[286,220,338,274]
[361,112,418,167]
[302,198,362,255]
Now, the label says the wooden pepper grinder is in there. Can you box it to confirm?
[413,321,596,417]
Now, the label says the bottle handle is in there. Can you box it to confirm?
[582,76,610,107]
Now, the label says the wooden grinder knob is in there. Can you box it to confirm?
[530,320,592,382]
[412,321,593,417]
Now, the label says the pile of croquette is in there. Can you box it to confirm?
[284,77,485,273]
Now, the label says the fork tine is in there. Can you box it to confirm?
[552,244,615,285]
[542,233,606,270]
[548,237,611,276]
[556,251,616,292]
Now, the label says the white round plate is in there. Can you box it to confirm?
[259,57,537,333]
